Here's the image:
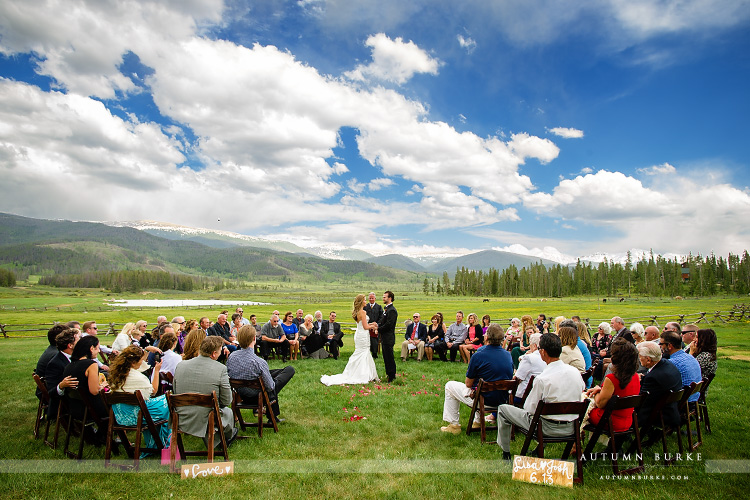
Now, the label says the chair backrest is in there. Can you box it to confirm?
[33,373,50,402]
[517,375,536,407]
[535,400,590,421]
[680,381,703,408]
[581,358,600,381]
[610,394,643,412]
[230,378,264,391]
[699,373,714,400]
[229,378,268,405]
[478,378,520,405]
[68,386,107,425]
[168,391,219,412]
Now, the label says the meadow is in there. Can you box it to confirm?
[0,287,748,499]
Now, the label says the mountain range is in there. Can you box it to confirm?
[0,213,686,284]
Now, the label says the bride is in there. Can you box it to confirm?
[320,294,380,386]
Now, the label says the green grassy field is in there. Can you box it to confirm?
[0,289,748,499]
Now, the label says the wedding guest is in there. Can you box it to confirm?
[514,333,545,404]
[227,325,295,423]
[424,314,446,361]
[661,331,702,403]
[157,331,182,377]
[630,322,646,344]
[112,323,138,353]
[281,311,301,360]
[689,328,718,378]
[439,311,468,362]
[440,324,513,434]
[62,335,108,440]
[503,317,523,350]
[182,328,206,361]
[510,324,535,369]
[634,341,682,449]
[459,313,483,363]
[260,315,290,361]
[585,338,640,431]
[108,345,170,450]
[481,315,492,335]
[298,314,315,355]
[496,333,585,460]
[401,313,427,361]
[173,336,237,443]
[558,326,586,373]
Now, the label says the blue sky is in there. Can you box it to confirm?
[1,0,749,262]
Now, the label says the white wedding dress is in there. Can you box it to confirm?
[320,321,379,386]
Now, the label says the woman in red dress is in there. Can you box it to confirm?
[585,338,640,431]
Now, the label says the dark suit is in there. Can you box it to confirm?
[44,351,70,418]
[378,303,398,380]
[607,328,635,355]
[207,322,232,342]
[401,322,428,361]
[639,359,683,428]
[35,345,58,399]
[404,322,427,342]
[320,321,343,359]
[364,302,383,358]
[629,358,684,453]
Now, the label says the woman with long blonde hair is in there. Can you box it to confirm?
[112,322,137,353]
[321,294,380,386]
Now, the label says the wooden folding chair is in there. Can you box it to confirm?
[582,394,645,475]
[645,388,685,465]
[157,372,174,396]
[696,374,715,434]
[62,387,108,460]
[581,358,600,383]
[32,374,51,441]
[516,376,536,408]
[165,391,229,474]
[677,381,704,452]
[103,391,169,469]
[466,378,519,443]
[229,378,279,437]
[514,400,590,485]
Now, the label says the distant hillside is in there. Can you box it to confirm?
[0,213,417,285]
[114,221,376,261]
[428,249,559,275]
[366,253,426,272]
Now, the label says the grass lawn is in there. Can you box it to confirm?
[0,292,748,498]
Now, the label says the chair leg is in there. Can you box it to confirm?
[34,401,44,439]
[170,429,178,474]
[574,430,584,485]
[134,421,143,470]
[700,402,711,433]
[104,418,114,468]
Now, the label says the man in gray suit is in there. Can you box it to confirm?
[173,336,237,444]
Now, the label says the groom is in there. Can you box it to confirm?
[377,291,398,383]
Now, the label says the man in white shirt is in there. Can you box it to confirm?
[514,333,546,402]
[496,333,585,460]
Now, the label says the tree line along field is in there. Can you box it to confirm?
[0,290,748,499]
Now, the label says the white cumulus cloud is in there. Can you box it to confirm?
[345,33,440,84]
[549,127,584,139]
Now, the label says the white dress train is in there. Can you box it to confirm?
[320,321,379,386]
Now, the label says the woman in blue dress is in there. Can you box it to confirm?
[281,311,300,360]
[108,346,171,454]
